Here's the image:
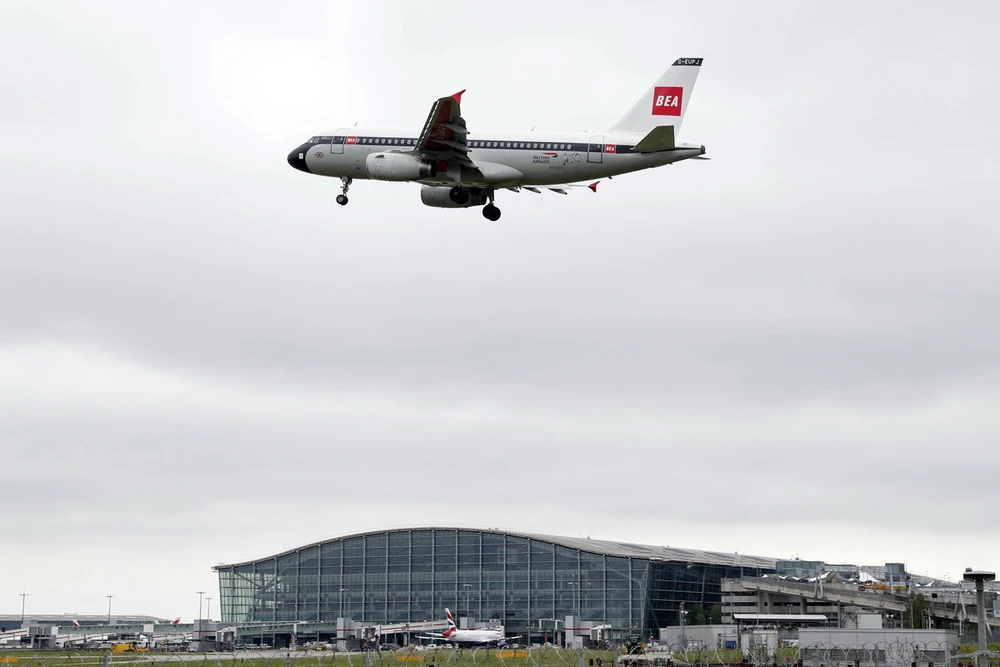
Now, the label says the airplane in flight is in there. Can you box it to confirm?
[417,608,519,647]
[287,58,707,220]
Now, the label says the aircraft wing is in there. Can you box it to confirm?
[506,181,600,195]
[413,90,482,177]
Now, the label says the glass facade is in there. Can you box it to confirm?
[216,528,773,636]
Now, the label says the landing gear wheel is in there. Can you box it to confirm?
[449,186,470,205]
[482,204,501,221]
[338,177,353,206]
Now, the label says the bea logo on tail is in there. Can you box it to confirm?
[651,86,683,116]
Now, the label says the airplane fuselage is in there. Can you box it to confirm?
[447,628,505,643]
[288,127,705,187]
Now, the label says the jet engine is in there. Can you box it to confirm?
[420,185,487,208]
[366,152,437,181]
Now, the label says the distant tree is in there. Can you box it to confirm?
[687,603,707,625]
[904,593,928,629]
[709,604,723,624]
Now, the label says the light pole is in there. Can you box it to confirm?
[463,584,472,624]
[679,601,686,651]
[963,569,996,667]
[106,595,115,624]
[567,581,579,648]
[196,591,205,621]
[19,591,28,627]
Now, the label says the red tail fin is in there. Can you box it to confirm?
[444,608,457,636]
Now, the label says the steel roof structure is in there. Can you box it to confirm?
[214,525,775,570]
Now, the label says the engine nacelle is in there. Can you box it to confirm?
[366,152,437,181]
[420,186,487,208]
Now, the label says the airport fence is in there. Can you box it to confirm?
[3,643,998,667]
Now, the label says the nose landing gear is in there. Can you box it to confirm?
[336,177,353,206]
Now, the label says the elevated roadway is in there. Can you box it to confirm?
[739,577,1000,628]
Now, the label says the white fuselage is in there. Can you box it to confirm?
[443,628,505,644]
[290,127,704,187]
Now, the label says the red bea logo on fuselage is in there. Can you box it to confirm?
[651,86,683,116]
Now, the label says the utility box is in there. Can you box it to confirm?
[858,613,883,629]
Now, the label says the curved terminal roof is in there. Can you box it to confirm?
[214,525,775,570]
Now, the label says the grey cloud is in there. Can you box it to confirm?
[2,0,999,617]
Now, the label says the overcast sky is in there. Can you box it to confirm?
[2,0,999,621]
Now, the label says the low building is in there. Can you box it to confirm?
[659,623,737,649]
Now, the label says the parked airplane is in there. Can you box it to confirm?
[417,608,519,647]
[287,58,708,219]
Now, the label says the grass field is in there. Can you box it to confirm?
[0,649,621,667]
[3,644,999,667]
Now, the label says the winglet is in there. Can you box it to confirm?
[450,89,466,103]
[588,181,599,192]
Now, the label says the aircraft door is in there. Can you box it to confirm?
[587,135,605,163]
[330,128,352,154]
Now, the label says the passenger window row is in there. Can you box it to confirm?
[309,137,610,152]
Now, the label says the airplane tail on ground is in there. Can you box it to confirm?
[609,58,703,137]
[443,608,457,636]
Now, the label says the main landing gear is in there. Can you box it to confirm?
[482,189,501,221]
[450,185,502,220]
[336,177,352,206]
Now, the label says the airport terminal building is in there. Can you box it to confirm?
[214,526,775,638]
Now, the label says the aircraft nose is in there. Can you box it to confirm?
[287,144,311,173]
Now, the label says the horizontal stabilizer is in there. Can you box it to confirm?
[633,125,675,153]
